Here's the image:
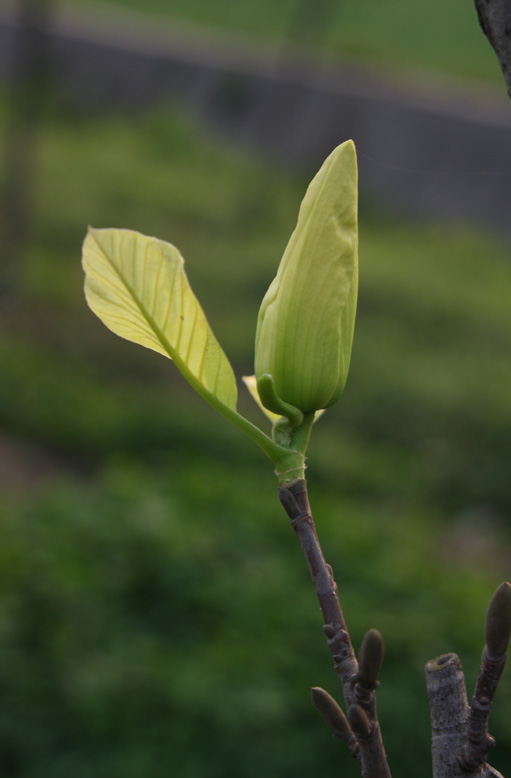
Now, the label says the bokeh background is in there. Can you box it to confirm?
[1,1,511,776]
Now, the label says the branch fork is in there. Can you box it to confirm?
[278,480,511,778]
[279,479,390,778]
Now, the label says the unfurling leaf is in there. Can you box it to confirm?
[242,375,282,424]
[243,374,326,425]
[82,228,237,411]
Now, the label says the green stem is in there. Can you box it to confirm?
[210,399,306,484]
[289,411,315,455]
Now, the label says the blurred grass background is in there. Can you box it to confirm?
[81,0,501,84]
[1,1,511,777]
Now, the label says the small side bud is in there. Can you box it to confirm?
[348,704,372,738]
[323,624,337,639]
[485,582,511,657]
[356,629,384,689]
[311,687,352,740]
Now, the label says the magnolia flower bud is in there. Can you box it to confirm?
[254,140,358,415]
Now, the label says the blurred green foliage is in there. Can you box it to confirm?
[83,0,501,84]
[0,98,510,777]
[1,460,510,777]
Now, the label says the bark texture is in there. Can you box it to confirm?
[425,654,505,778]
[474,0,511,96]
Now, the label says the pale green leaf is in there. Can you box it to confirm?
[82,227,238,410]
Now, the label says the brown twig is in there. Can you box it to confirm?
[462,647,505,770]
[352,630,390,778]
[462,582,511,771]
[278,480,358,699]
[278,479,391,778]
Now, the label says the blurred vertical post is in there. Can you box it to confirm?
[0,0,54,305]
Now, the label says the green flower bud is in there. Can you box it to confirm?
[254,140,358,414]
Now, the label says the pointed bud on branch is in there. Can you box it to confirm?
[348,703,372,739]
[485,582,511,658]
[356,629,384,690]
[311,687,352,740]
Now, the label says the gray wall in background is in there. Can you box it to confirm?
[1,3,511,238]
